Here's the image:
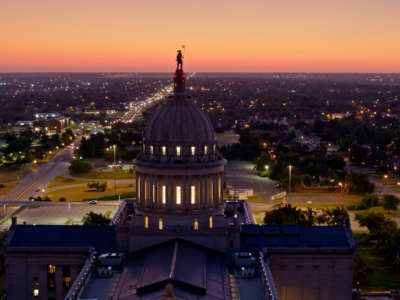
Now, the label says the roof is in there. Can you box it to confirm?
[145,99,215,146]
[241,224,353,252]
[113,239,231,300]
[6,225,117,252]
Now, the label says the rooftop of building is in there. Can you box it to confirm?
[5,225,117,252]
[241,224,354,252]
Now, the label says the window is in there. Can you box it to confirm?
[62,265,71,290]
[162,146,167,156]
[158,218,163,230]
[142,144,145,152]
[213,144,216,153]
[33,277,39,286]
[152,184,155,203]
[191,146,196,156]
[144,216,149,229]
[194,218,199,230]
[176,186,182,205]
[209,216,213,229]
[150,145,154,155]
[47,264,56,290]
[191,185,196,204]
[33,289,39,297]
[176,146,181,157]
[204,145,208,155]
[162,185,166,204]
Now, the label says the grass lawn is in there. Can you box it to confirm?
[73,171,136,180]
[47,176,93,189]
[0,182,19,196]
[349,206,400,218]
[45,183,136,202]
[353,231,400,291]
[0,165,34,183]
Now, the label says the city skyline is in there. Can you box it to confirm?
[1,0,400,72]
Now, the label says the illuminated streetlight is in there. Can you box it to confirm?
[288,165,293,194]
[265,165,269,170]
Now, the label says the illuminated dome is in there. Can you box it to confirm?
[133,59,226,214]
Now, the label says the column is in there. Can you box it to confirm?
[183,176,187,210]
[136,174,139,207]
[55,264,63,300]
[199,176,203,209]
[149,175,154,209]
[219,173,224,205]
[204,176,208,209]
[188,175,192,208]
[214,175,218,207]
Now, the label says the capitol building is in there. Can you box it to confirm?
[3,56,355,300]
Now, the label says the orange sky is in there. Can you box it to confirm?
[1,0,400,72]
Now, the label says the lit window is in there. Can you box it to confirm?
[191,185,196,204]
[204,145,208,155]
[176,146,181,157]
[162,185,166,204]
[63,277,71,289]
[142,144,145,152]
[158,218,163,230]
[48,264,56,274]
[191,146,196,156]
[33,277,39,286]
[150,145,154,155]
[144,216,149,229]
[33,289,39,297]
[213,144,216,153]
[162,146,167,156]
[152,184,155,203]
[209,216,213,229]
[176,186,182,205]
[194,218,199,230]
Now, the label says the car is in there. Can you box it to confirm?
[88,200,98,205]
[274,183,281,189]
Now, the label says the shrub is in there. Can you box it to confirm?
[69,159,92,175]
[58,197,66,202]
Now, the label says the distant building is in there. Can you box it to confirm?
[33,113,70,134]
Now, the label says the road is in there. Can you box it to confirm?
[0,143,75,220]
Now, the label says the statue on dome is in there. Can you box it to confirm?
[176,50,183,70]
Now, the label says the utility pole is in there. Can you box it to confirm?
[113,145,117,197]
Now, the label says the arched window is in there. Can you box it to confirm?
[152,184,155,203]
[144,216,149,229]
[176,186,182,205]
[158,218,163,230]
[176,146,181,157]
[150,145,154,155]
[191,146,196,156]
[204,145,208,155]
[194,218,199,230]
[209,216,213,229]
[191,185,196,204]
[213,144,216,153]
[162,146,167,156]
[142,144,145,152]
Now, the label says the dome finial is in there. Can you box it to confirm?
[174,49,186,96]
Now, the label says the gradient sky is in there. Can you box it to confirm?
[1,0,400,72]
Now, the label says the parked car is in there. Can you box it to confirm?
[88,200,98,205]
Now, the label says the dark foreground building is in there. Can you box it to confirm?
[4,58,355,300]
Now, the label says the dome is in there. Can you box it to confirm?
[144,98,215,145]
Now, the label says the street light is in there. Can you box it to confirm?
[338,182,343,193]
[288,165,293,194]
[265,165,269,170]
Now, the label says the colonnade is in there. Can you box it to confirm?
[135,172,224,211]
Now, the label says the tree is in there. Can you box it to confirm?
[321,206,349,226]
[345,172,374,194]
[326,154,346,170]
[264,205,309,225]
[355,212,396,237]
[302,174,313,187]
[69,159,92,175]
[382,194,400,214]
[82,212,111,226]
